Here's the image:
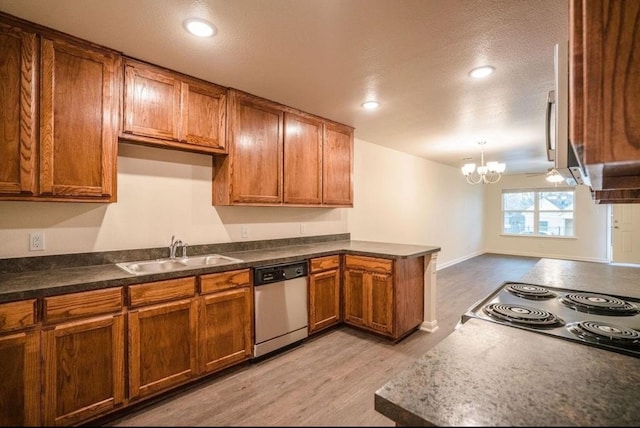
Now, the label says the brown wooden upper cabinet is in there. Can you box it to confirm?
[213,88,354,207]
[323,121,354,207]
[213,89,284,205]
[122,58,227,154]
[0,14,121,202]
[569,0,640,199]
[284,111,324,205]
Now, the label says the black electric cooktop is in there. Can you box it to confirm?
[461,281,640,358]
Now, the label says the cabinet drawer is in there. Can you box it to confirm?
[128,277,196,308]
[43,288,122,324]
[344,255,393,273]
[0,299,36,333]
[310,255,340,273]
[200,269,251,294]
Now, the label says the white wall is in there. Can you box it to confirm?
[0,143,349,258]
[483,174,610,263]
[348,139,485,268]
[0,138,611,266]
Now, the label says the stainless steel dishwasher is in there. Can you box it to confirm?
[253,260,308,358]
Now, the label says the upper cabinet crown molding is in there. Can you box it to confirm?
[121,57,227,154]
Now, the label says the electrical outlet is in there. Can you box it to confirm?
[300,223,306,235]
[29,231,45,251]
[241,225,249,239]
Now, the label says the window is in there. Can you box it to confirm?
[502,189,575,237]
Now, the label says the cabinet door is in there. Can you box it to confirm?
[369,272,394,335]
[198,286,252,374]
[123,60,181,141]
[0,330,40,426]
[323,122,353,206]
[227,90,283,204]
[309,268,341,333]
[283,112,323,205]
[40,36,120,200]
[343,268,367,328]
[0,22,37,196]
[181,80,227,150]
[570,0,640,191]
[42,314,125,426]
[128,298,198,401]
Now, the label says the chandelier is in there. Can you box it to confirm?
[545,168,564,183]
[461,141,506,184]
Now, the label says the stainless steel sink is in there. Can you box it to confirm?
[116,254,243,275]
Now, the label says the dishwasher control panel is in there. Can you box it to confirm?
[254,261,308,285]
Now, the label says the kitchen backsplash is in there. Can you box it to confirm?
[0,233,350,274]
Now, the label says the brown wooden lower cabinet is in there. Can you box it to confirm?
[198,269,253,373]
[127,277,198,401]
[41,288,125,426]
[0,299,40,426]
[308,255,342,334]
[343,255,424,340]
[0,254,428,426]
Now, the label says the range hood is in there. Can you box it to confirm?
[546,41,590,187]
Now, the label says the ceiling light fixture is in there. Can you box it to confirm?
[545,168,565,183]
[361,101,380,110]
[183,18,216,37]
[469,65,495,79]
[461,141,506,184]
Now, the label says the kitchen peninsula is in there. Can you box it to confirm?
[374,258,640,426]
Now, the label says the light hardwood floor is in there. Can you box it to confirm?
[99,253,540,427]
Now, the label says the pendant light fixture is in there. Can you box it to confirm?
[461,141,506,184]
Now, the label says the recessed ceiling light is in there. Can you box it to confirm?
[362,101,380,110]
[183,18,217,37]
[469,65,496,79]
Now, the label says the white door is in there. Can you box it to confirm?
[612,204,640,264]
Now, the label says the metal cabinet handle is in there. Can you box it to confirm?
[545,90,555,162]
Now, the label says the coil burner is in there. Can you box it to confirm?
[483,303,564,328]
[559,292,640,316]
[463,281,640,358]
[505,283,557,300]
[567,321,640,348]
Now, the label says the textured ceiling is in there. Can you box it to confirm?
[0,0,569,175]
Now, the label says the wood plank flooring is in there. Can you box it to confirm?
[99,253,540,427]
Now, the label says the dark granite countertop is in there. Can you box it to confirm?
[0,236,440,304]
[375,258,640,426]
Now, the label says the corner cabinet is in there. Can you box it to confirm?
[0,14,121,202]
[122,58,227,154]
[343,255,424,340]
[127,277,198,402]
[569,0,640,202]
[0,299,40,427]
[41,288,125,426]
[213,88,354,207]
[198,269,253,373]
[309,255,342,334]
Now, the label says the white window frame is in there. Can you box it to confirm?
[501,188,576,237]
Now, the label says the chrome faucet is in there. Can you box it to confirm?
[169,235,183,259]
